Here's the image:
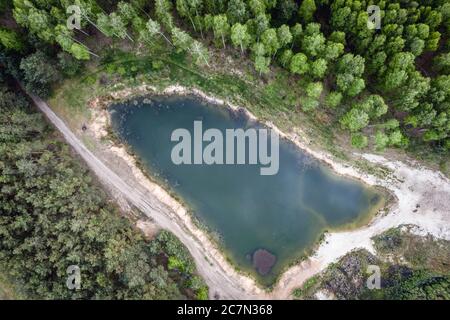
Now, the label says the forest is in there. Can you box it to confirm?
[0,0,449,299]
[1,0,449,153]
[0,72,208,299]
[293,227,450,300]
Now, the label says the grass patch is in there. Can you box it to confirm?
[373,226,450,274]
[51,46,338,159]
[293,275,321,299]
[0,270,27,299]
[292,226,450,299]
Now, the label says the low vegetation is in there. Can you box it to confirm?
[1,0,449,299]
[293,226,450,300]
[2,0,449,155]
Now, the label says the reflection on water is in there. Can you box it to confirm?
[110,95,384,286]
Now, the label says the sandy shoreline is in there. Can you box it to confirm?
[87,83,450,299]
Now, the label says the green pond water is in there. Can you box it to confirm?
[110,95,384,286]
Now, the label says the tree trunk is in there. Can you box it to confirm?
[70,37,100,58]
[188,15,197,32]
[160,32,173,46]
[83,14,106,36]
[195,10,204,39]
[125,32,134,42]
[203,55,210,67]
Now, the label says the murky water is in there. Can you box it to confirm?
[110,95,384,286]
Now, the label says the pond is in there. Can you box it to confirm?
[110,95,384,286]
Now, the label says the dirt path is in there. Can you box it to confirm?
[30,91,450,300]
[29,93,263,299]
[270,154,450,299]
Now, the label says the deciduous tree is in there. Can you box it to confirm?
[290,52,308,75]
[212,14,230,48]
[231,23,251,53]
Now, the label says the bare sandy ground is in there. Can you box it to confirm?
[34,84,450,300]
[270,154,450,298]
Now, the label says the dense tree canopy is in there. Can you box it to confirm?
[1,0,450,300]
[3,0,449,154]
[0,76,208,299]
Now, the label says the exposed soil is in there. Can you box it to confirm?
[31,83,450,300]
